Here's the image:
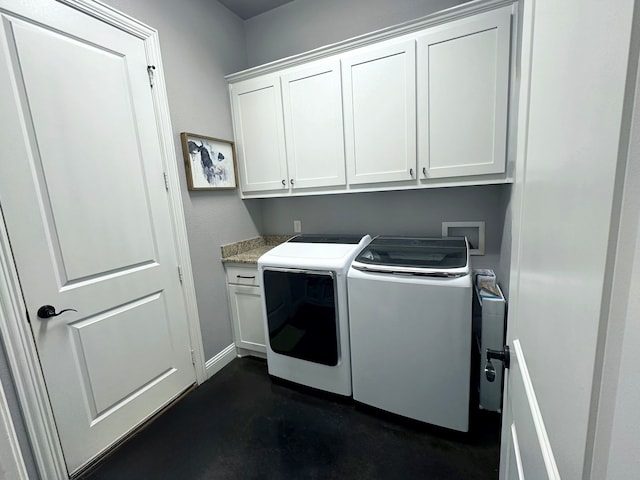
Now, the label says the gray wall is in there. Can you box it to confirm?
[261,186,509,272]
[104,0,262,359]
[245,0,468,66]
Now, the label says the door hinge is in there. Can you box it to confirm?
[190,349,196,366]
[178,265,184,284]
[163,171,169,191]
[147,65,156,88]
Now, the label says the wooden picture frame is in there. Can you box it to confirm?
[180,132,238,190]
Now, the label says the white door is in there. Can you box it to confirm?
[0,3,195,475]
[498,0,633,478]
[230,75,289,193]
[416,7,511,179]
[281,59,346,190]
[342,40,417,185]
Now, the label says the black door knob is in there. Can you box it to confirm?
[37,305,77,319]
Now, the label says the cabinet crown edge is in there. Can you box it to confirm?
[225,0,516,83]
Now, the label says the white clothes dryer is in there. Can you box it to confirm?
[258,234,372,396]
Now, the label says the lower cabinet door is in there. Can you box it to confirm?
[229,284,266,353]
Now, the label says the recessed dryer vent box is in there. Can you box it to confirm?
[442,221,485,255]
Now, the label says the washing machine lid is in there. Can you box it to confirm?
[351,236,469,277]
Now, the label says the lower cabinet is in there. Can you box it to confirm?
[225,264,266,355]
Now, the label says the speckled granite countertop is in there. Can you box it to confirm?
[221,235,290,264]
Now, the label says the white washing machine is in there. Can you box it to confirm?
[258,234,372,396]
[348,236,472,432]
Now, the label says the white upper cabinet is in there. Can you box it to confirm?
[417,6,511,179]
[227,1,516,197]
[230,75,288,192]
[281,59,346,189]
[342,40,417,185]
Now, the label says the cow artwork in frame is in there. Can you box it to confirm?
[180,133,238,190]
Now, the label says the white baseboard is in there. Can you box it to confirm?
[205,344,237,379]
[236,347,267,359]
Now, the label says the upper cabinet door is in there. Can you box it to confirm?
[417,6,512,179]
[342,40,417,185]
[230,76,288,192]
[281,59,346,190]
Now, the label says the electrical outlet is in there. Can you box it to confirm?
[293,220,302,233]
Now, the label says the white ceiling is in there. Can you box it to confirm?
[218,0,295,20]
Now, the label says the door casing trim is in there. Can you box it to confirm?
[0,0,206,477]
[0,275,30,480]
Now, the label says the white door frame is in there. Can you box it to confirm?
[0,0,206,478]
[0,375,28,480]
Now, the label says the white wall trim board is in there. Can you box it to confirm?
[513,340,561,480]
[0,207,68,479]
[58,0,154,39]
[0,0,206,477]
[205,344,237,379]
[0,371,29,480]
[226,0,515,82]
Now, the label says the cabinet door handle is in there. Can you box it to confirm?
[237,275,256,279]
[290,179,294,185]
[409,168,414,177]
[281,179,286,186]
[422,167,427,177]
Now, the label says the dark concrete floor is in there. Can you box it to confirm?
[85,357,501,479]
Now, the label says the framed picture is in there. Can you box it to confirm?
[180,132,238,190]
